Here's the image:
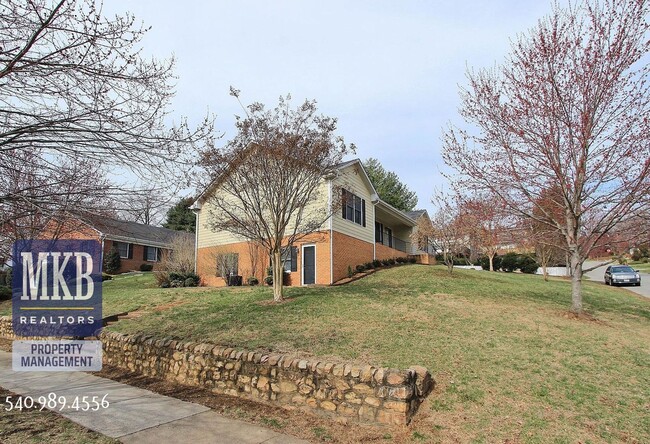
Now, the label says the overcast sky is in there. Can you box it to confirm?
[105,0,556,212]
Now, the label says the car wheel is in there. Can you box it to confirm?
[635,282,641,287]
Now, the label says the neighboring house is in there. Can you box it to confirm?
[193,159,432,287]
[40,217,192,274]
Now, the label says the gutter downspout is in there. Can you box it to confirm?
[329,179,333,285]
[193,210,200,275]
[100,234,106,273]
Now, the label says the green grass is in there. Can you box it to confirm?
[628,260,650,273]
[1,266,649,443]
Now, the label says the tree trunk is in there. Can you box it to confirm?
[569,249,583,313]
[488,254,494,272]
[542,264,549,282]
[272,249,284,302]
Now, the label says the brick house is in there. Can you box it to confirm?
[193,159,432,286]
[41,217,192,274]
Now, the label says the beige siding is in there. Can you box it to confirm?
[196,199,244,248]
[332,164,375,244]
[285,179,329,234]
[197,179,330,249]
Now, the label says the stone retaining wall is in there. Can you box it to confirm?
[0,316,13,338]
[0,316,434,425]
[99,331,433,425]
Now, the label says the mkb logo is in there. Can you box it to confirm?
[12,240,102,337]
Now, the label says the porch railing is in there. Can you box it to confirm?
[376,234,411,254]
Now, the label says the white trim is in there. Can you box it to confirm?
[301,244,316,286]
[328,180,333,285]
[105,234,171,250]
[193,209,200,274]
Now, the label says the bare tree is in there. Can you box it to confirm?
[410,214,434,254]
[458,194,509,272]
[0,148,117,260]
[118,188,168,226]
[201,90,352,302]
[0,0,214,252]
[430,193,466,275]
[443,0,650,313]
[154,233,196,286]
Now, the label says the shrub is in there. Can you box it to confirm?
[348,265,355,278]
[373,259,382,268]
[408,257,417,264]
[170,279,184,288]
[500,252,520,272]
[264,275,273,286]
[643,257,649,264]
[184,277,199,287]
[355,264,366,273]
[101,273,113,281]
[160,281,170,288]
[381,258,391,266]
[103,246,121,274]
[0,286,11,301]
[631,248,643,262]
[519,256,539,274]
[387,258,396,265]
[364,262,374,269]
[396,257,406,263]
[247,277,259,286]
[140,263,154,272]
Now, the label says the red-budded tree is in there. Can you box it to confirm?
[443,0,650,313]
[458,194,510,271]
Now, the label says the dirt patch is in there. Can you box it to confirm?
[152,300,187,311]
[560,310,611,326]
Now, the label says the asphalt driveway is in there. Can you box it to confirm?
[583,260,650,299]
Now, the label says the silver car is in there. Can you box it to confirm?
[604,265,641,286]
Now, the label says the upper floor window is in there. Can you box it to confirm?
[341,189,366,227]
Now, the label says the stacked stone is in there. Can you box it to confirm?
[0,316,13,338]
[99,330,433,425]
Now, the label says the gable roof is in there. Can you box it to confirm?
[406,209,429,220]
[192,156,418,227]
[87,217,191,248]
[192,157,378,209]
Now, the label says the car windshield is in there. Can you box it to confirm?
[611,266,635,273]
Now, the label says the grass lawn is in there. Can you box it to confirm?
[1,266,649,443]
[628,260,650,273]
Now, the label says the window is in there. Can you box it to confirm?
[375,222,383,243]
[114,242,131,259]
[216,253,239,277]
[341,189,365,227]
[281,246,298,273]
[143,246,160,262]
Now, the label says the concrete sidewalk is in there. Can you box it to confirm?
[0,350,308,443]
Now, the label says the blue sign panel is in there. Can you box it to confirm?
[12,240,102,337]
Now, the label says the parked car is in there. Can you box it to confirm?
[604,265,641,286]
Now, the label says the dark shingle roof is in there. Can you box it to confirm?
[405,210,427,220]
[89,217,192,248]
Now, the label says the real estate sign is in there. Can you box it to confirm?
[12,240,102,338]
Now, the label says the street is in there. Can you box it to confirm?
[583,261,650,299]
